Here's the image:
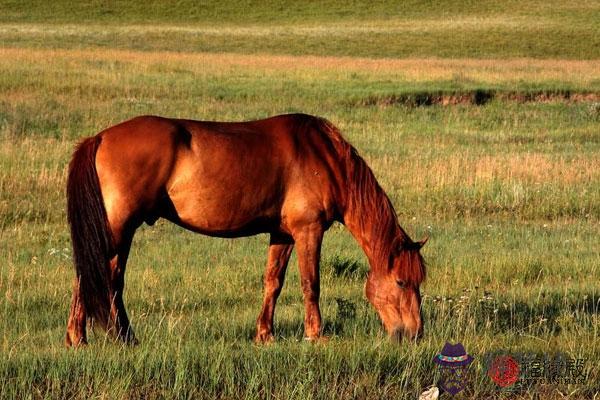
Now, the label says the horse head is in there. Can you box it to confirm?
[365,237,427,341]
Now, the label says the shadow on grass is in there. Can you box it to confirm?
[322,255,368,280]
[426,290,599,336]
[240,296,380,341]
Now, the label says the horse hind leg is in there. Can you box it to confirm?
[66,277,87,347]
[65,222,137,346]
[107,226,138,344]
[100,187,141,344]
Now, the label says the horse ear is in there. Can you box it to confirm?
[391,236,403,256]
[416,236,429,249]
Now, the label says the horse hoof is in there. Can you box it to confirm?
[65,333,87,348]
[303,335,329,343]
[121,334,139,346]
[254,333,275,344]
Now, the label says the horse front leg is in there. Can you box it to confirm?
[255,233,294,343]
[293,224,324,340]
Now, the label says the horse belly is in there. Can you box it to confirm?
[168,189,280,236]
[165,153,284,237]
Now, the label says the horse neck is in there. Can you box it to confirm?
[341,159,407,272]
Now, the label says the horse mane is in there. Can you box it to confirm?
[310,116,426,286]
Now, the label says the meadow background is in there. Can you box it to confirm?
[0,1,599,398]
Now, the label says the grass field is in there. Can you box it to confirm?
[0,1,599,399]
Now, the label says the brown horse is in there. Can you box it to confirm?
[65,113,426,347]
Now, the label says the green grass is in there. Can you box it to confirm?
[0,0,599,58]
[0,0,597,24]
[1,1,599,399]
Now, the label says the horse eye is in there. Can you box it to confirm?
[396,280,407,289]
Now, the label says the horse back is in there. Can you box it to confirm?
[94,114,344,236]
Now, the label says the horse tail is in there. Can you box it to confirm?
[67,135,114,329]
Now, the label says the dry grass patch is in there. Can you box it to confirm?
[2,47,600,87]
[372,153,600,189]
